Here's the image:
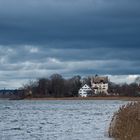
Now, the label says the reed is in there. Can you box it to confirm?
[108,102,140,140]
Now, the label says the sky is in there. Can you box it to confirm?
[0,0,140,89]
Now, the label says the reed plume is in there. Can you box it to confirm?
[108,102,140,140]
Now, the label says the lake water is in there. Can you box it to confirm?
[0,100,127,140]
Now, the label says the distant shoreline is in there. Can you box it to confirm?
[1,96,140,101]
[24,96,140,101]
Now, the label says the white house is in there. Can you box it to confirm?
[78,84,93,97]
[91,75,109,95]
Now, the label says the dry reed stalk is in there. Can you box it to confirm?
[108,102,140,140]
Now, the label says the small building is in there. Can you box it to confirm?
[78,84,93,97]
[91,75,109,95]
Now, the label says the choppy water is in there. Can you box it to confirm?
[0,100,127,140]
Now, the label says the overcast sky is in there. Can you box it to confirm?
[0,0,140,89]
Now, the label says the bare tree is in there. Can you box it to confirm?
[82,76,91,86]
[69,75,82,97]
[50,74,65,97]
[37,78,50,97]
[135,76,140,86]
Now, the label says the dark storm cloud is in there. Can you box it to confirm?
[0,45,140,88]
[0,0,140,46]
[0,46,140,73]
[0,0,140,88]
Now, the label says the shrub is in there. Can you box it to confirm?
[108,102,140,140]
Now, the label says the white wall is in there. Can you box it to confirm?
[78,84,92,97]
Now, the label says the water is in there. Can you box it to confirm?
[0,100,127,140]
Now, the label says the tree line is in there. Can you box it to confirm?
[22,74,86,98]
[20,74,140,98]
[109,82,140,97]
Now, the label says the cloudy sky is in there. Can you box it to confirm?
[0,0,140,89]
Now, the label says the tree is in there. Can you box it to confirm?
[50,74,65,97]
[135,76,140,86]
[82,76,91,87]
[69,75,82,97]
[22,80,38,97]
[37,78,51,97]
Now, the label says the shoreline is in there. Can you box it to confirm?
[1,96,140,101]
[24,96,140,101]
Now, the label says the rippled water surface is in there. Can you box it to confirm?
[0,100,127,140]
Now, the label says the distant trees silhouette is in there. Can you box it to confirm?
[21,74,140,98]
[109,81,140,97]
[22,74,82,98]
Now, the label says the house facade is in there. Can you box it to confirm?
[91,75,109,95]
[78,84,92,97]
